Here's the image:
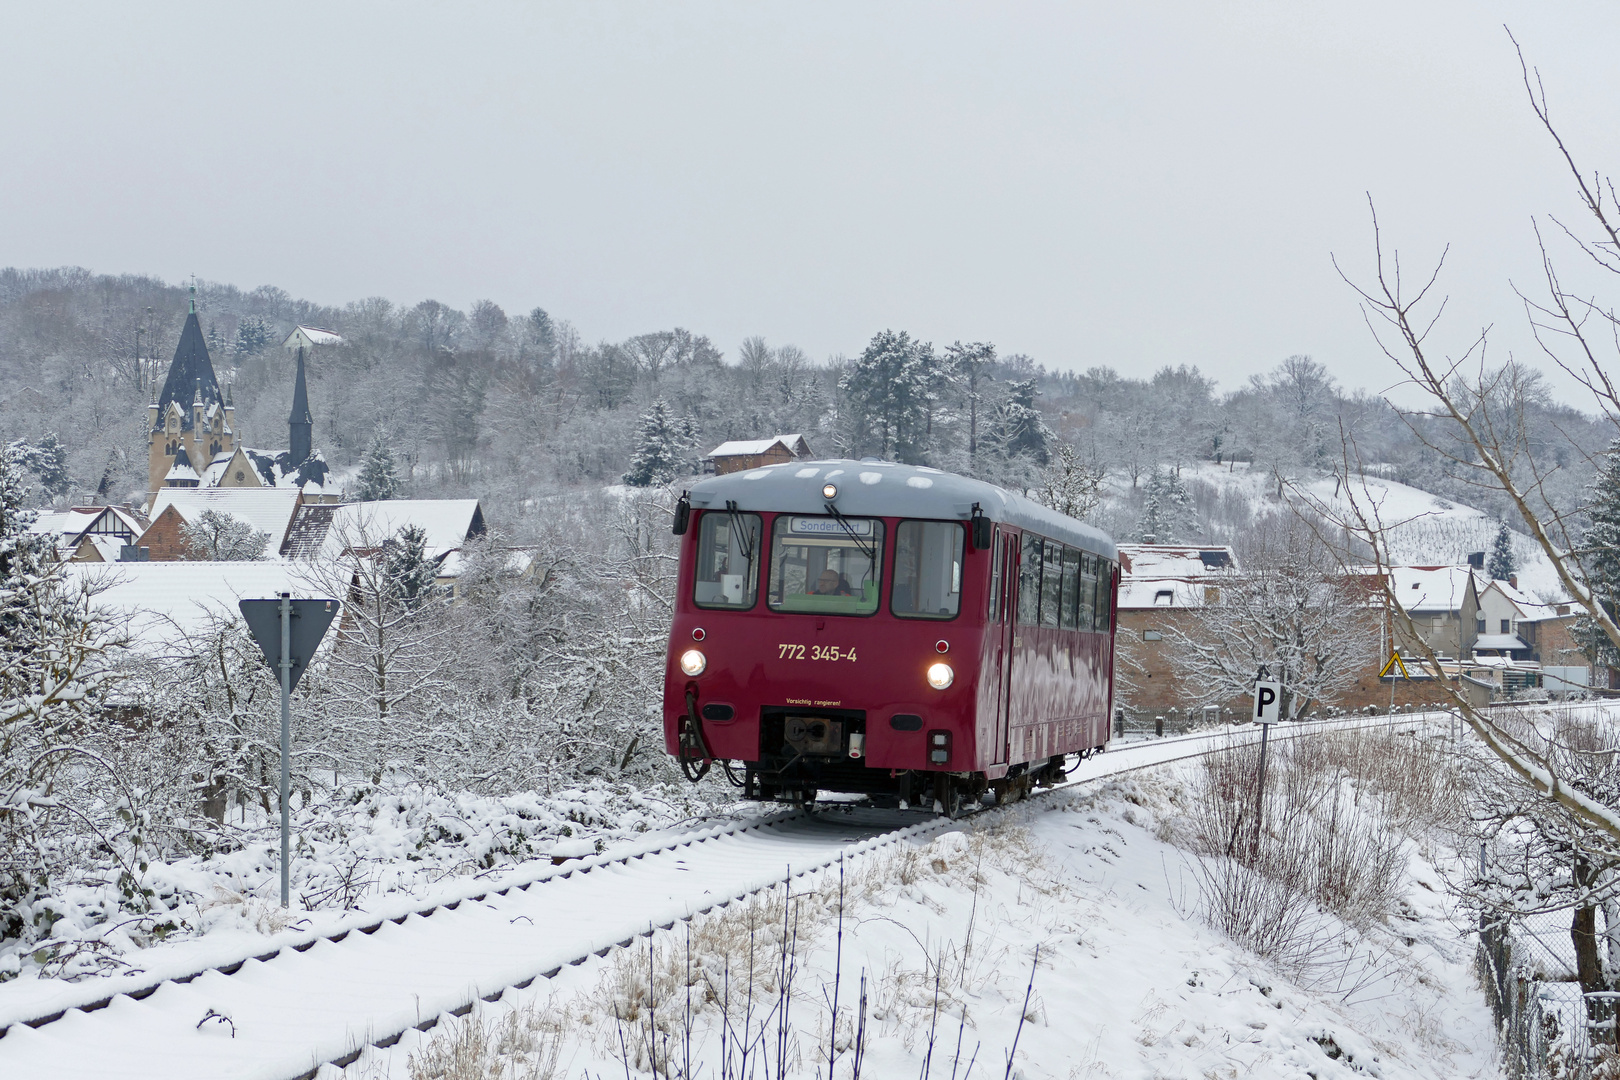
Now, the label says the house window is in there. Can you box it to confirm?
[1153,590,1174,606]
[1143,629,1163,641]
[1431,616,1445,630]
[1501,619,1511,634]
[1476,618,1486,635]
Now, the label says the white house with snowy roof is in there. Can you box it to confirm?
[282,325,344,351]
[30,504,149,563]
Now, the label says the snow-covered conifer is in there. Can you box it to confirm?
[838,330,938,462]
[1576,440,1620,668]
[383,525,440,608]
[622,400,689,487]
[356,431,402,501]
[1487,521,1517,582]
[23,433,71,498]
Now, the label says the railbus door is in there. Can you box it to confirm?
[993,529,1018,764]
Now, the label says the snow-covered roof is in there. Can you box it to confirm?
[29,507,101,537]
[686,460,1115,559]
[707,434,811,458]
[1388,566,1475,613]
[66,560,323,646]
[1115,545,1237,610]
[148,487,304,549]
[320,500,486,560]
[284,325,344,348]
[164,457,200,482]
[1474,633,1529,652]
[1119,579,1213,609]
[1477,576,1557,618]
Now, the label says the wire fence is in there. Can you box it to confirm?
[1480,915,1620,1078]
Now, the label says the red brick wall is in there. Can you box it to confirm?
[133,506,193,561]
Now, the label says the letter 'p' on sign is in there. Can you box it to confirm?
[1252,680,1282,724]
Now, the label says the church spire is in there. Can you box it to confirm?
[288,345,313,467]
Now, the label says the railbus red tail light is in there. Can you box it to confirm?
[928,730,951,765]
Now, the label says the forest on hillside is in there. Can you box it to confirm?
[0,265,1608,545]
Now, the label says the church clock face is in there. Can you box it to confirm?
[235,471,245,482]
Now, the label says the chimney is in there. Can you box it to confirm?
[1509,574,1518,589]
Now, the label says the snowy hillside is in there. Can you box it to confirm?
[1102,460,1567,600]
[341,766,1497,1079]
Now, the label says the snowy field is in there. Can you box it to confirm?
[335,758,1496,1080]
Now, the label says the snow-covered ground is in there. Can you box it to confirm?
[0,779,726,987]
[338,759,1496,1080]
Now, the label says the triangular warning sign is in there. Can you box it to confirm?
[1378,652,1410,679]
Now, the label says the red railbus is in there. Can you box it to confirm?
[663,459,1118,810]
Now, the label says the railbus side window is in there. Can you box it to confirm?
[1097,559,1115,631]
[892,520,965,620]
[1079,552,1097,631]
[693,510,763,609]
[987,528,1002,621]
[1059,546,1080,631]
[1017,534,1041,626]
[1040,539,1063,628]
[1101,557,1114,634]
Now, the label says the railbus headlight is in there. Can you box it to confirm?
[925,662,954,690]
[679,649,707,676]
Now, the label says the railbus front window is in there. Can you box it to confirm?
[892,520,964,619]
[767,515,884,615]
[693,510,762,609]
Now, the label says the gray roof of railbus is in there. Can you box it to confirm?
[686,459,1116,560]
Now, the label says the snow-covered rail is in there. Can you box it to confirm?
[0,711,1420,1080]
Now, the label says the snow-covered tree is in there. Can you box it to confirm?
[622,400,692,487]
[1035,442,1104,522]
[1137,466,1195,543]
[179,509,269,561]
[355,431,402,501]
[383,525,440,608]
[838,330,938,462]
[1575,440,1620,669]
[1487,521,1518,581]
[944,340,996,466]
[0,444,122,943]
[19,433,71,498]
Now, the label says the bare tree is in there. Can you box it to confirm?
[180,509,269,561]
[1166,513,1380,718]
[1325,34,1620,849]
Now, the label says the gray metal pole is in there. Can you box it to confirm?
[279,592,291,908]
[1253,720,1270,860]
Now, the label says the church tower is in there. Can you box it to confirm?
[147,287,236,504]
[288,345,313,467]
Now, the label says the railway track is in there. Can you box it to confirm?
[0,712,1422,1080]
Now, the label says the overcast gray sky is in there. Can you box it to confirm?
[5,3,1620,399]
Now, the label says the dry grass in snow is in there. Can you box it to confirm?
[343,733,1498,1079]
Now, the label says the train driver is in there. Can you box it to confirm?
[811,569,854,596]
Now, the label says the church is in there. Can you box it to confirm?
[146,288,334,509]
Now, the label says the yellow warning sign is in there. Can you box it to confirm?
[1379,653,1411,679]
